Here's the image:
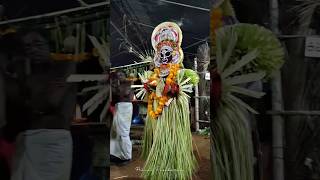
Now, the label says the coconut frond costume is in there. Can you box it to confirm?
[210,23,285,180]
[134,22,199,180]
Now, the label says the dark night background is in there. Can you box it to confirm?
[0,0,269,68]
[0,0,104,17]
[110,0,211,67]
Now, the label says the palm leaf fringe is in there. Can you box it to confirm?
[142,94,197,180]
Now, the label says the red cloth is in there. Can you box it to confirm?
[170,83,179,95]
[109,105,115,116]
[163,84,170,94]
[143,83,150,91]
[0,138,15,170]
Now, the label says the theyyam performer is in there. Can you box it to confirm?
[134,22,199,179]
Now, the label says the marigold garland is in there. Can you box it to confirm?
[147,63,180,119]
[210,7,223,49]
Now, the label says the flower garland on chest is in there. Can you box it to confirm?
[145,63,180,119]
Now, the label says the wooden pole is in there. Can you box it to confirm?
[270,0,285,179]
[110,61,151,70]
[194,58,200,132]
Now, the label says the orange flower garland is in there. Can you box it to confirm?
[147,63,180,119]
[210,7,223,48]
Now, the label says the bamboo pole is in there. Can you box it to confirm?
[270,0,285,179]
[197,120,210,123]
[110,61,151,70]
[194,96,210,98]
[271,72,285,180]
[194,58,200,132]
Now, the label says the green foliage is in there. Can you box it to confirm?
[142,94,197,180]
[198,127,210,136]
[182,69,200,86]
[212,99,254,180]
[211,23,285,180]
[220,0,237,17]
[216,23,285,78]
[141,115,156,160]
[141,70,198,179]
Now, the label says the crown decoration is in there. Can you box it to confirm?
[151,22,182,49]
[151,22,183,77]
[156,40,178,51]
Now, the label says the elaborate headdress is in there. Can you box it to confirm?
[151,22,184,77]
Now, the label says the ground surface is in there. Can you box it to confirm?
[110,133,211,180]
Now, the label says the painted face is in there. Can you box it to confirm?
[159,46,173,64]
[154,45,181,77]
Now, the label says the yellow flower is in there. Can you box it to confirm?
[147,63,180,119]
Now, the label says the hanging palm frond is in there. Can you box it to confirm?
[211,23,285,180]
[66,34,111,122]
[216,24,284,78]
[196,43,211,123]
[112,16,154,63]
[196,42,210,72]
[66,72,110,121]
[88,35,110,69]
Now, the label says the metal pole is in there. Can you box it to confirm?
[197,120,210,123]
[194,58,200,132]
[270,0,285,179]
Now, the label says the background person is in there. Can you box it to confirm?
[0,29,76,180]
[110,71,134,165]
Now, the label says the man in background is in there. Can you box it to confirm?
[110,71,134,165]
[0,29,76,180]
